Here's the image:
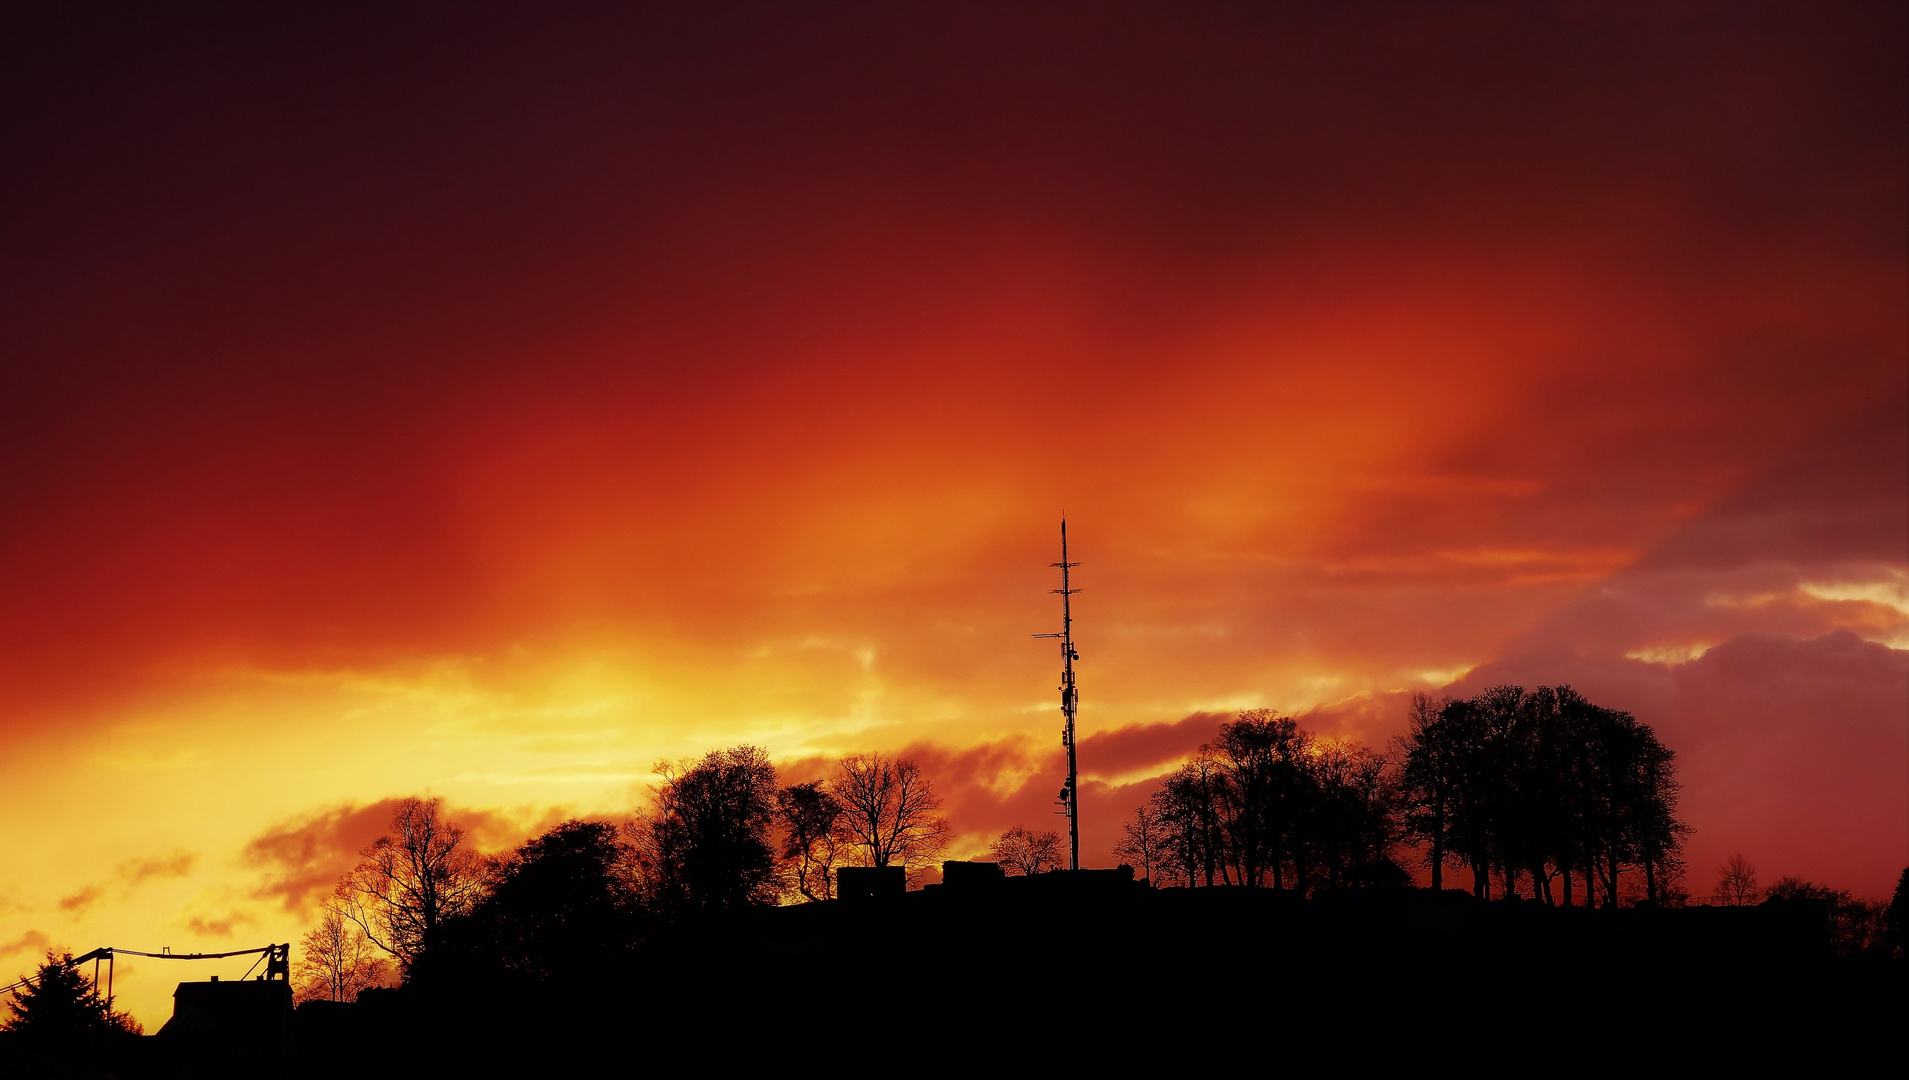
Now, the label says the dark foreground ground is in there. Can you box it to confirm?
[5,878,1900,1077]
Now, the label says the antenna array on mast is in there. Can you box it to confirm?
[1033,518,1082,871]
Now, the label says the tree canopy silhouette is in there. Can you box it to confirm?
[990,826,1062,875]
[1394,686,1685,904]
[1885,867,1909,963]
[1151,749,1223,887]
[776,781,844,901]
[414,819,645,988]
[1133,686,1683,903]
[633,745,782,913]
[3,952,139,1046]
[1145,711,1397,892]
[1765,876,1893,959]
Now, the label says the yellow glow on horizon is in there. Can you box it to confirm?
[1799,572,1909,617]
[1624,643,1716,666]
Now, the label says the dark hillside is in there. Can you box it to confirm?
[278,876,1896,1074]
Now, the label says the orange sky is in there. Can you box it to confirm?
[2,2,1904,1027]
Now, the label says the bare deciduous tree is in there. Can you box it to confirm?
[1716,852,1760,906]
[1210,708,1312,890]
[1310,740,1397,891]
[1394,692,1459,892]
[776,781,843,901]
[1112,804,1171,886]
[830,754,949,878]
[294,899,389,1003]
[1153,750,1224,887]
[991,826,1062,876]
[339,797,488,971]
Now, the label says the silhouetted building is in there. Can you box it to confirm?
[155,977,292,1076]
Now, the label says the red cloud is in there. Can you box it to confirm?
[243,800,404,914]
[1077,712,1226,777]
[1293,692,1423,748]
[243,798,560,914]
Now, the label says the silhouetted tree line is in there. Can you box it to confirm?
[1131,708,1404,892]
[322,685,1692,1000]
[1397,686,1687,905]
[1119,687,1689,907]
[261,687,1906,1006]
[301,749,949,998]
[1709,853,1906,962]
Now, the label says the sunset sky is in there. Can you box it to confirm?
[2,2,1904,1027]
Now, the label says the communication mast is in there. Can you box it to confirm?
[1034,518,1081,871]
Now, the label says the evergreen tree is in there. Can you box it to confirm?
[4,952,140,1044]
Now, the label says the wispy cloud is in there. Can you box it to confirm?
[48,849,199,919]
[118,851,198,884]
[0,930,51,961]
[56,886,101,915]
[182,913,252,939]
